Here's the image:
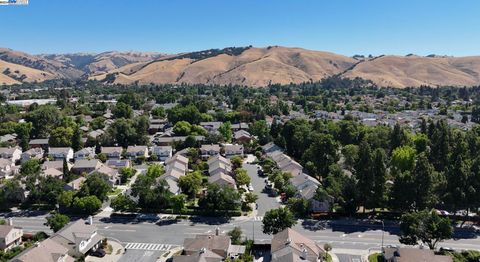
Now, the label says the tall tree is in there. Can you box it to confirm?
[412,153,436,210]
[368,148,387,210]
[355,139,373,211]
[399,210,453,250]
[262,207,297,235]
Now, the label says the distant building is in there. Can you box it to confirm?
[28,139,49,150]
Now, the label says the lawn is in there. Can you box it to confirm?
[368,253,384,262]
[107,188,122,197]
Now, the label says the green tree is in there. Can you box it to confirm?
[49,127,74,147]
[45,213,70,232]
[72,195,102,215]
[302,133,339,176]
[235,169,251,187]
[355,139,373,211]
[112,102,133,119]
[119,167,136,184]
[78,173,112,201]
[15,122,32,151]
[219,122,233,142]
[399,210,453,250]
[25,104,61,138]
[262,207,296,235]
[391,145,417,173]
[111,194,136,212]
[170,194,187,214]
[341,144,359,171]
[286,197,310,218]
[57,191,74,211]
[244,193,258,204]
[198,184,241,215]
[230,156,243,170]
[178,171,203,198]
[412,153,436,210]
[151,107,166,119]
[228,227,243,245]
[369,148,387,210]
[71,126,83,152]
[173,121,192,136]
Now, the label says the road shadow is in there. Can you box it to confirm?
[188,216,232,225]
[4,210,49,218]
[300,218,480,240]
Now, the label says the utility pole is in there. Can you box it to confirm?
[381,220,385,252]
[252,220,255,243]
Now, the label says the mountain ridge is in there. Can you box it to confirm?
[1,46,480,88]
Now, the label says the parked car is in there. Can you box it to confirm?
[136,213,159,222]
[90,249,106,258]
[248,184,254,191]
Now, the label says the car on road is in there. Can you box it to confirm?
[136,213,159,222]
[90,249,106,258]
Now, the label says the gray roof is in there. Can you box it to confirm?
[73,159,101,169]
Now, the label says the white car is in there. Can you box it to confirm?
[248,184,254,191]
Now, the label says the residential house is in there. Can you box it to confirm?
[200,144,221,159]
[199,122,222,133]
[101,147,123,159]
[11,238,74,262]
[21,148,44,163]
[290,174,332,212]
[165,154,189,170]
[41,168,63,179]
[261,142,283,154]
[50,219,104,258]
[173,249,223,262]
[64,177,86,191]
[208,173,236,189]
[208,160,232,177]
[271,228,325,262]
[148,124,165,135]
[383,247,452,262]
[230,123,249,131]
[28,138,49,150]
[151,146,173,161]
[0,147,22,163]
[234,130,252,144]
[0,223,23,251]
[90,164,120,186]
[223,144,244,158]
[0,159,16,178]
[268,151,303,176]
[126,146,149,160]
[42,160,72,173]
[74,147,96,160]
[182,233,245,259]
[0,134,17,144]
[87,130,105,140]
[155,136,205,146]
[106,159,131,170]
[48,147,74,162]
[71,159,102,175]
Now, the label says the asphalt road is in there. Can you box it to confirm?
[243,163,281,216]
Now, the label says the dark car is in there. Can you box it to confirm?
[90,249,106,258]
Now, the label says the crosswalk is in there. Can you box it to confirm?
[124,242,176,251]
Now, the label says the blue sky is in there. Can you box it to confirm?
[0,0,479,56]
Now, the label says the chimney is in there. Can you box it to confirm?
[7,218,12,226]
[215,227,220,236]
[87,216,93,225]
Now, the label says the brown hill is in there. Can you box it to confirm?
[91,46,357,87]
[2,46,480,87]
[342,55,480,88]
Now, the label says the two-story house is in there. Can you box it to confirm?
[73,147,96,160]
[151,146,173,161]
[223,144,244,158]
[100,147,123,159]
[126,146,149,160]
[50,219,104,258]
[47,147,74,162]
[200,144,221,159]
[0,222,23,251]
[71,159,102,175]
